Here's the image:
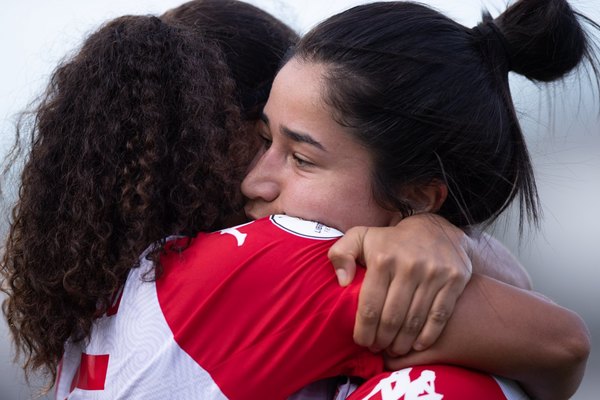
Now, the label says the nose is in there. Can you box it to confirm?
[241,148,281,203]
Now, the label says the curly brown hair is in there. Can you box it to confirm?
[1,14,253,386]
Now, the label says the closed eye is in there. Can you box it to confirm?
[292,153,314,168]
[259,134,272,149]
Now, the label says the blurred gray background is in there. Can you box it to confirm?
[1,0,598,399]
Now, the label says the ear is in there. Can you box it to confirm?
[401,180,448,213]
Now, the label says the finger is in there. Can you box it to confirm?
[354,265,391,348]
[388,280,441,356]
[384,350,432,372]
[370,276,416,352]
[331,255,356,287]
[412,278,467,351]
[328,227,369,286]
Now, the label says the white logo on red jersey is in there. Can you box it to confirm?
[270,215,343,239]
[220,227,248,246]
[361,368,443,400]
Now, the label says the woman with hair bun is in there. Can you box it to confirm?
[243,0,598,398]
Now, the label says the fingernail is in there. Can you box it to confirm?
[336,269,348,286]
[413,342,424,351]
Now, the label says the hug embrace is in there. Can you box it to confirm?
[2,0,598,399]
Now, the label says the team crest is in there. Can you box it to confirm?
[361,368,443,400]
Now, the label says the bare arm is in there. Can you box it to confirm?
[385,273,590,400]
[328,214,472,354]
[328,214,531,353]
[468,230,532,289]
[330,215,588,398]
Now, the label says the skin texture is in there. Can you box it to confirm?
[329,220,533,352]
[328,216,472,354]
[242,60,398,231]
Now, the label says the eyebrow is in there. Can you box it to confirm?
[261,112,327,152]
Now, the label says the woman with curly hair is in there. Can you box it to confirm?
[0,0,293,391]
[0,0,591,399]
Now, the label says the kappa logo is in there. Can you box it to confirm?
[361,368,443,400]
[220,227,247,246]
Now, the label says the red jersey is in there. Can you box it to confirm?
[55,215,527,399]
[344,365,528,400]
[56,216,382,399]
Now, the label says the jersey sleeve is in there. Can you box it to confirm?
[156,216,384,399]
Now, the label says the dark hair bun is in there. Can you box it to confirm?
[495,0,588,81]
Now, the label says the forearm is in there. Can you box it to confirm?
[386,274,590,400]
[467,231,532,289]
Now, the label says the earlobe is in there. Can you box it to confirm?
[429,180,448,212]
[403,180,448,213]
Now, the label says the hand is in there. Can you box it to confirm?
[327,213,473,355]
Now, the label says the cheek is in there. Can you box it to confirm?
[274,183,329,220]
[325,177,391,228]
[282,180,366,227]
